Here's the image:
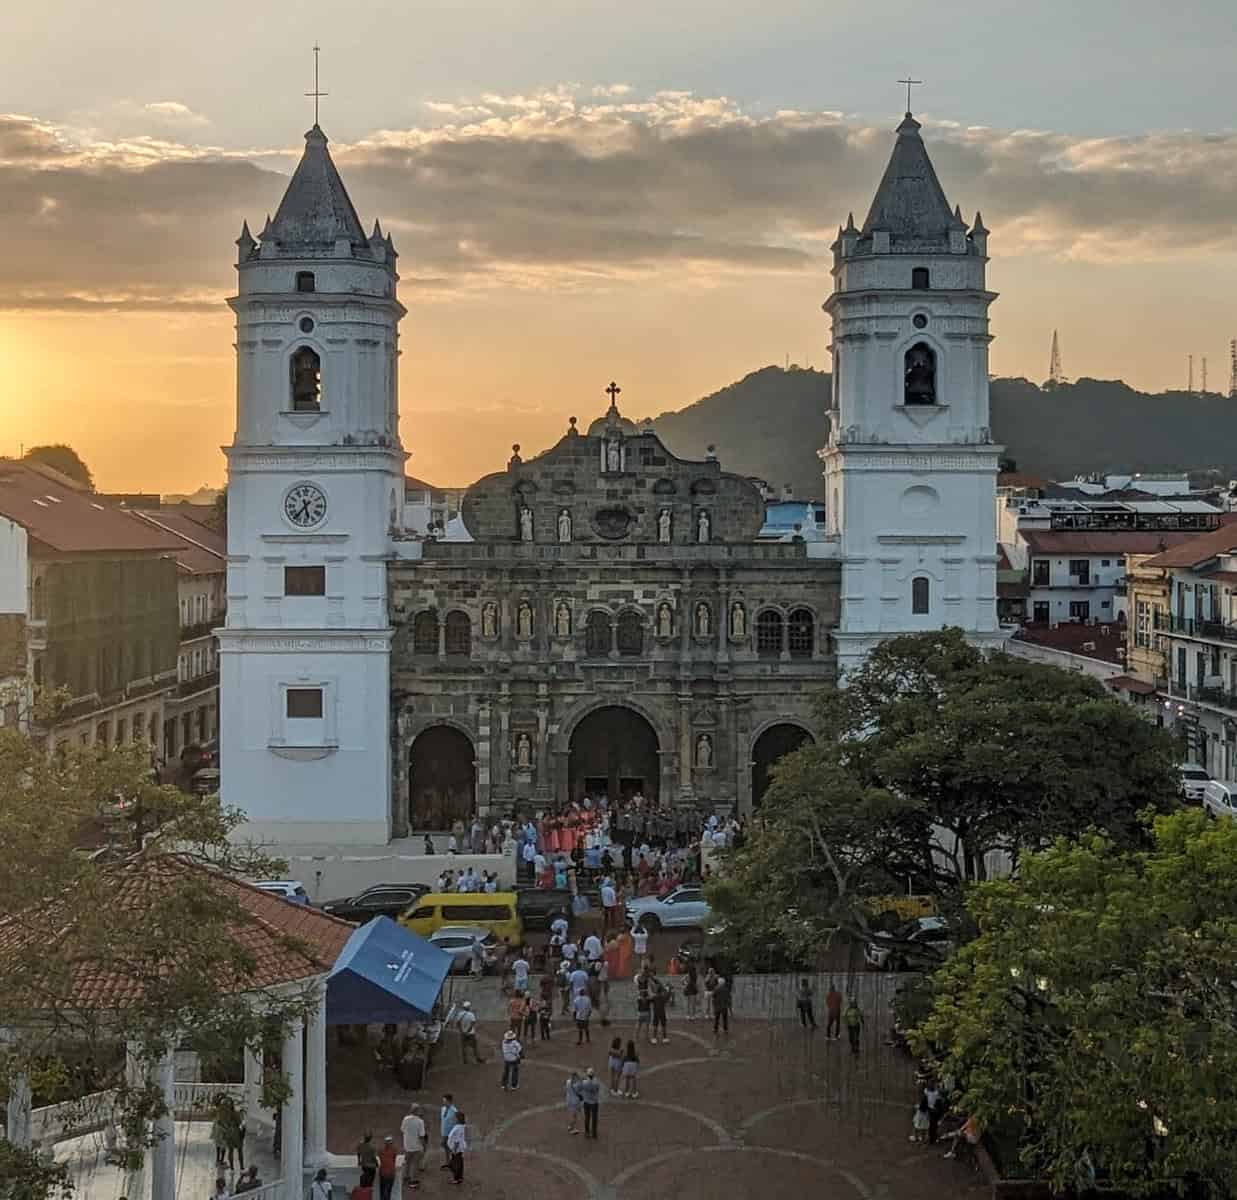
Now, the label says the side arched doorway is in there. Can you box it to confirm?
[408,726,475,830]
[568,706,660,805]
[751,723,813,808]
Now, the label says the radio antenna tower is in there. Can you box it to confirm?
[1047,329,1065,388]
[1188,355,1194,394]
[1229,340,1237,398]
[1202,357,1208,395]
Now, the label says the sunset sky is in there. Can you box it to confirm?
[2,0,1237,492]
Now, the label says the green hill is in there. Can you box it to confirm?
[651,366,1235,494]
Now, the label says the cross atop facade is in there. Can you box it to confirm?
[306,43,329,127]
[605,381,622,405]
[897,75,923,115]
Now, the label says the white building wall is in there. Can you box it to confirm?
[0,519,28,615]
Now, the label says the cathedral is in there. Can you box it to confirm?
[219,109,1002,847]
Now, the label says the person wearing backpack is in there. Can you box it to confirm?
[310,1168,333,1200]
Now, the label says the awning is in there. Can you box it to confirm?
[1107,675,1158,696]
[326,916,452,1025]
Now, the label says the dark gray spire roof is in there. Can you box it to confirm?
[267,125,369,251]
[860,114,962,244]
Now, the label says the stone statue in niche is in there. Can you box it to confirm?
[557,508,572,543]
[904,343,937,405]
[606,438,621,473]
[555,602,571,638]
[695,733,713,769]
[696,509,711,543]
[517,601,533,639]
[657,508,672,543]
[656,603,673,640]
[515,732,532,768]
[519,505,534,542]
[730,601,746,639]
[694,602,711,638]
[481,602,498,640]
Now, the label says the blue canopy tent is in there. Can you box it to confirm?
[326,916,453,1024]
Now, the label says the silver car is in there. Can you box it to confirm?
[624,885,712,931]
[429,925,502,974]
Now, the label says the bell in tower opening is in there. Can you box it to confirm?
[904,342,936,405]
[290,346,322,412]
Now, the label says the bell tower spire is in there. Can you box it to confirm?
[820,110,1003,675]
[219,103,407,847]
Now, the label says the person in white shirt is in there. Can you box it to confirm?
[445,1113,468,1185]
[309,1168,332,1200]
[569,965,590,998]
[399,1104,427,1190]
[484,873,498,893]
[549,915,569,940]
[512,954,531,993]
[599,879,618,932]
[456,1000,484,1064]
[447,833,458,855]
[572,989,593,1044]
[583,932,603,962]
[521,839,537,883]
[632,923,649,961]
[561,939,578,965]
[500,1030,523,1090]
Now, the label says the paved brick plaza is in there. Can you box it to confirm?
[325,983,986,1200]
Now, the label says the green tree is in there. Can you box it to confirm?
[22,445,94,491]
[912,810,1237,1196]
[0,731,310,1199]
[708,631,1181,963]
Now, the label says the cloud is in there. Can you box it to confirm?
[143,101,210,127]
[0,90,1235,312]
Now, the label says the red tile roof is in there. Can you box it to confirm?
[1021,530,1209,557]
[1139,521,1237,569]
[132,509,226,575]
[1012,620,1126,665]
[0,462,185,555]
[0,855,354,1011]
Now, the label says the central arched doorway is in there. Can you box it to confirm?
[408,725,475,830]
[568,706,660,805]
[751,723,813,808]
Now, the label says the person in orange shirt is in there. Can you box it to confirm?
[508,991,528,1037]
[376,1137,398,1200]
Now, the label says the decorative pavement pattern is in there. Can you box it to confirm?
[326,973,989,1200]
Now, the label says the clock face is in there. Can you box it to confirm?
[284,482,328,529]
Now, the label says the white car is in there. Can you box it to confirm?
[624,885,712,931]
[253,880,311,905]
[1180,763,1212,803]
[864,916,952,971]
[1203,779,1237,820]
[428,925,502,974]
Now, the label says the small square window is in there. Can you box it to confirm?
[296,271,315,293]
[285,565,326,596]
[286,688,323,719]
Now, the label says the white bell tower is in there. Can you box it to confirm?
[219,122,406,846]
[821,110,1003,675]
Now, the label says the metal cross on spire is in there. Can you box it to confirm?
[306,43,329,127]
[897,75,923,115]
[605,381,622,405]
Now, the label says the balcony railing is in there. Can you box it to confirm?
[1162,678,1237,713]
[1153,613,1237,646]
[175,669,219,698]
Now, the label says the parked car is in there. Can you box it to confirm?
[864,915,952,971]
[1203,779,1237,820]
[515,887,574,931]
[428,925,503,974]
[1180,763,1212,803]
[254,880,311,905]
[625,885,712,931]
[320,883,430,922]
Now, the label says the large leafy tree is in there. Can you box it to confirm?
[21,445,93,491]
[912,810,1237,1196]
[709,630,1181,959]
[0,733,309,1198]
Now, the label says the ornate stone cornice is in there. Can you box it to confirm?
[216,630,392,653]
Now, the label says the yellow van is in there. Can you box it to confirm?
[399,892,524,945]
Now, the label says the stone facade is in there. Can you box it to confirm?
[387,407,840,829]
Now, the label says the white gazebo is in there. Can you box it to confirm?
[1,859,355,1200]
